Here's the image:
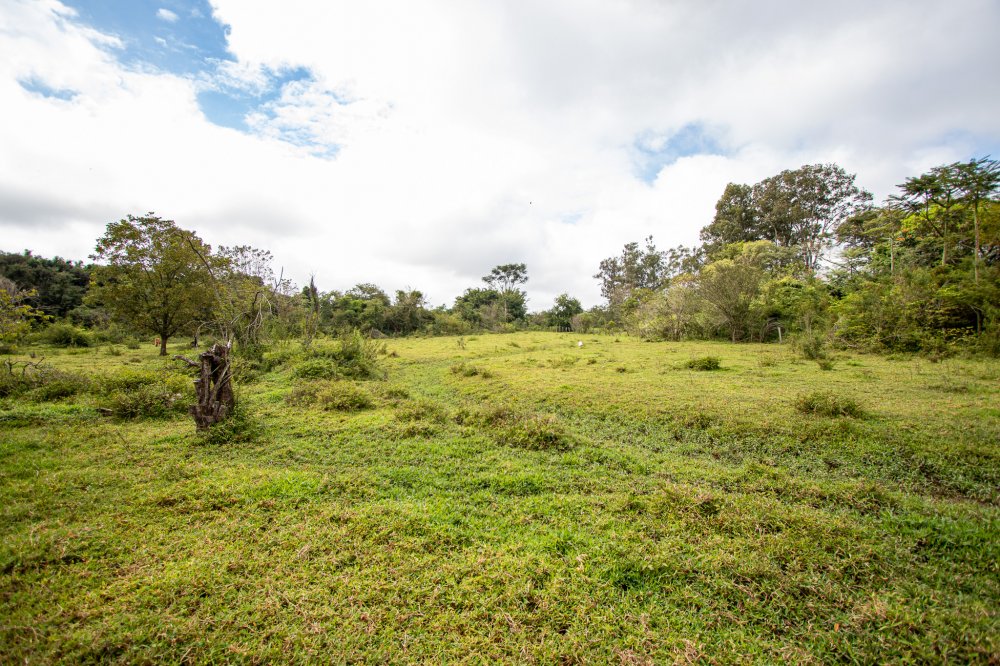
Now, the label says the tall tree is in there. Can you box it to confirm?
[0,251,91,318]
[702,164,871,272]
[89,214,217,355]
[952,157,1000,283]
[547,293,583,329]
[594,237,671,310]
[482,263,528,323]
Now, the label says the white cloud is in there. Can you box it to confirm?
[156,8,179,23]
[0,0,998,309]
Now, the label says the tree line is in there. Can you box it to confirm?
[1,156,997,356]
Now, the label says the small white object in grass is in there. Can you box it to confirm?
[577,341,584,348]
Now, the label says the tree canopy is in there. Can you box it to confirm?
[88,214,218,355]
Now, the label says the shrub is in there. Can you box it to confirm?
[42,323,91,347]
[300,331,384,380]
[107,384,189,419]
[292,358,338,380]
[26,371,91,402]
[685,356,721,371]
[795,391,863,417]
[316,382,374,411]
[816,359,835,371]
[261,346,301,372]
[198,402,263,445]
[99,368,188,395]
[286,380,374,412]
[457,405,579,451]
[395,399,449,423]
[796,332,827,360]
[450,362,493,378]
[0,360,94,400]
[96,367,192,418]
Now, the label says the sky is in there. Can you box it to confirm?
[1,0,998,309]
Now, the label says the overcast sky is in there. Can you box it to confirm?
[1,0,998,308]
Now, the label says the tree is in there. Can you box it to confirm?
[482,263,528,323]
[385,289,432,335]
[696,241,779,342]
[700,184,758,257]
[89,214,217,355]
[0,251,91,318]
[547,293,583,329]
[952,157,1000,283]
[702,164,872,272]
[453,287,526,330]
[0,277,46,346]
[594,237,671,311]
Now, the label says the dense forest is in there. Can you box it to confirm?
[2,157,998,357]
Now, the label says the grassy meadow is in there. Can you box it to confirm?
[1,332,998,663]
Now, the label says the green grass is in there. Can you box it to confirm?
[1,333,998,663]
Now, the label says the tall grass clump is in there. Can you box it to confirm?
[685,356,721,371]
[198,401,264,445]
[300,330,385,380]
[98,367,193,419]
[457,405,579,451]
[795,390,863,417]
[286,380,375,412]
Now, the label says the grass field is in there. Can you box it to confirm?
[1,332,998,663]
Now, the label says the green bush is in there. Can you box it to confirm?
[107,384,190,419]
[457,405,578,451]
[96,367,192,418]
[198,402,263,445]
[99,368,189,395]
[26,371,91,402]
[42,323,92,347]
[395,399,449,423]
[796,332,827,360]
[286,380,375,412]
[450,362,493,378]
[795,391,863,417]
[684,356,721,371]
[261,346,301,372]
[292,358,338,380]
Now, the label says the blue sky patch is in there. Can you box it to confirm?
[61,1,341,151]
[632,123,727,183]
[198,66,313,132]
[19,76,78,101]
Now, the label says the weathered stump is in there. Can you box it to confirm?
[189,342,234,431]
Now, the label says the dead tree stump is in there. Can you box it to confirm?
[189,342,234,431]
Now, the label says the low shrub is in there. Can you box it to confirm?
[685,356,721,371]
[795,332,827,360]
[292,358,338,380]
[450,362,493,378]
[42,323,92,348]
[286,380,374,412]
[457,405,578,451]
[96,367,192,418]
[106,384,189,419]
[308,330,385,380]
[261,346,301,372]
[816,359,835,371]
[99,368,189,395]
[795,391,863,417]
[1,362,90,400]
[395,399,449,423]
[198,402,263,445]
[26,371,92,402]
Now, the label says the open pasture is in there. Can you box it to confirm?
[1,333,998,663]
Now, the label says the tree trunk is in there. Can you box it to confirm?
[159,336,168,356]
[973,204,981,284]
[190,342,234,431]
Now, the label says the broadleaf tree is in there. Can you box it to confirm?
[89,214,217,355]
